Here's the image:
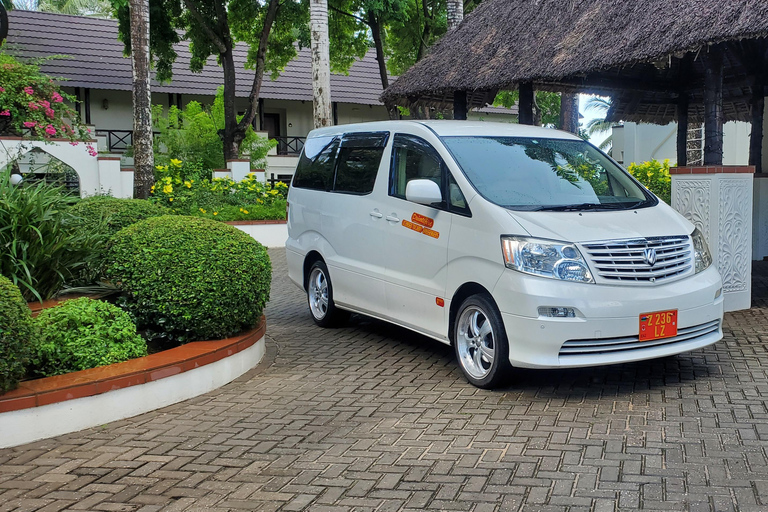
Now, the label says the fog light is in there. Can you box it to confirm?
[538,306,576,318]
[715,287,722,300]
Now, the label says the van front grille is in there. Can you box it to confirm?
[558,320,720,357]
[582,236,692,283]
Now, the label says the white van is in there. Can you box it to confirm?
[285,121,723,388]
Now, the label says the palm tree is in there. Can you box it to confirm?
[38,0,112,17]
[310,0,332,128]
[585,96,615,153]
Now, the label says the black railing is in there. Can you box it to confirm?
[273,136,305,156]
[95,130,160,153]
[267,173,293,187]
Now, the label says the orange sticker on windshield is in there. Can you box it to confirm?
[402,219,424,233]
[411,213,434,228]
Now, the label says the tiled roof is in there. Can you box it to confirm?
[5,10,389,105]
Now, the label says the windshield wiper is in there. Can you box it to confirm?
[538,203,607,212]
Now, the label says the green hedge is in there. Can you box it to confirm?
[106,215,271,344]
[0,276,37,393]
[69,197,170,236]
[32,297,148,377]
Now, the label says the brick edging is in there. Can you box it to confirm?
[670,165,756,175]
[225,220,287,225]
[0,316,266,414]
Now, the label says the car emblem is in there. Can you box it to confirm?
[644,248,657,267]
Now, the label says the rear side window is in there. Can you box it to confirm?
[333,132,389,195]
[293,136,339,191]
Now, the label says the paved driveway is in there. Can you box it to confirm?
[1,249,768,511]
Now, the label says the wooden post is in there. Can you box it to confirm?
[703,50,724,166]
[677,93,689,167]
[559,92,579,134]
[518,82,534,125]
[454,91,467,120]
[749,80,764,173]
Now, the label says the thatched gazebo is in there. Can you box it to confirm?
[381,0,768,170]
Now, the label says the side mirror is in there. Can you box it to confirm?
[405,179,442,206]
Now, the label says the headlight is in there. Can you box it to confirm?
[691,227,712,273]
[501,236,594,283]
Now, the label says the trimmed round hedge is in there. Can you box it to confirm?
[0,275,37,393]
[69,197,170,236]
[106,215,271,343]
[33,297,148,377]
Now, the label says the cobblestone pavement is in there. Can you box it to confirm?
[2,249,768,512]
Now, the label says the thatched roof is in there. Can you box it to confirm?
[381,0,768,124]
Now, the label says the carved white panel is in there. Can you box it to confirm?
[719,179,751,293]
[673,180,711,243]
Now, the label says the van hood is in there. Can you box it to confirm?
[507,203,694,243]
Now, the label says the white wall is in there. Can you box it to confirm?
[612,121,751,167]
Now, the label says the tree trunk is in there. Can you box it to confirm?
[220,45,241,160]
[368,12,398,120]
[447,0,463,30]
[310,0,332,128]
[677,92,689,166]
[129,0,153,199]
[559,92,579,134]
[703,50,724,166]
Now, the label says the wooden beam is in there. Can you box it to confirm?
[453,91,467,120]
[750,77,765,173]
[84,88,91,125]
[703,50,724,166]
[677,93,689,166]
[518,82,534,125]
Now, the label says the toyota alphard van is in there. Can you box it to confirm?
[285,121,723,388]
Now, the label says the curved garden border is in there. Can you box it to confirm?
[0,316,266,449]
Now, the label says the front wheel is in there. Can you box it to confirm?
[307,260,348,327]
[453,294,512,389]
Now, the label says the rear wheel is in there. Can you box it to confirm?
[453,294,512,389]
[307,260,348,327]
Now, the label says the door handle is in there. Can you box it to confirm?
[370,210,383,218]
[386,214,400,223]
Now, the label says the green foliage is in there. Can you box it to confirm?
[628,159,671,204]
[69,196,170,236]
[0,276,37,393]
[386,0,446,76]
[0,51,91,144]
[32,297,147,377]
[152,87,275,170]
[150,160,288,221]
[493,90,562,127]
[106,215,271,344]
[0,174,106,301]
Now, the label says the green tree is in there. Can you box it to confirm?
[585,96,614,152]
[493,90,561,127]
[112,0,308,161]
[386,0,446,76]
[38,0,112,16]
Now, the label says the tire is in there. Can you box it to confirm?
[453,294,512,389]
[306,260,348,327]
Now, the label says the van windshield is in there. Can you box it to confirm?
[442,136,655,211]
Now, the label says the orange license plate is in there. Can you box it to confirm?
[639,310,678,341]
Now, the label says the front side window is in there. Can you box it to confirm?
[442,136,655,211]
[292,136,339,191]
[333,132,389,195]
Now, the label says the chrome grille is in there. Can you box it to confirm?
[559,320,720,357]
[582,236,692,283]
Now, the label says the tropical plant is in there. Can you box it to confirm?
[585,96,614,153]
[32,297,147,377]
[38,0,113,17]
[0,275,37,393]
[627,159,671,204]
[106,215,271,344]
[0,173,106,301]
[152,87,275,171]
[69,196,170,235]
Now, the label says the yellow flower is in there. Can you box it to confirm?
[169,197,173,202]
[163,184,173,194]
[170,158,182,167]
[257,199,263,204]
[200,208,206,213]
[269,189,279,195]
[213,212,218,216]
[185,180,192,188]
[155,165,164,171]
[242,210,249,214]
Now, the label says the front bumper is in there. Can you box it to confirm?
[492,265,724,368]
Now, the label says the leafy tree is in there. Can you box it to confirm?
[112,0,309,160]
[493,89,561,127]
[386,0,446,76]
[38,0,112,16]
[585,96,614,152]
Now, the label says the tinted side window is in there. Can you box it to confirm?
[333,132,389,195]
[390,134,444,200]
[292,136,339,191]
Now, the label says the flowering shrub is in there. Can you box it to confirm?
[0,52,93,153]
[627,159,671,204]
[149,159,288,221]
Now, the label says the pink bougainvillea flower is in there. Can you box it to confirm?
[28,102,39,110]
[45,124,56,136]
[23,121,36,128]
[0,87,5,92]
[69,141,79,146]
[23,87,34,95]
[38,100,50,108]
[86,145,98,157]
[0,110,9,116]
[51,92,63,103]
[45,108,55,119]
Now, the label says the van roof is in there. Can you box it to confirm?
[307,120,584,140]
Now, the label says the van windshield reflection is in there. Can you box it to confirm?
[442,136,655,211]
